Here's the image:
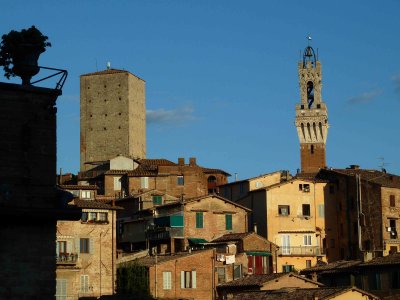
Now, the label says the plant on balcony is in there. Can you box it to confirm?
[0,25,51,84]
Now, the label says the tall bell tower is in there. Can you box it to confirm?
[295,42,329,173]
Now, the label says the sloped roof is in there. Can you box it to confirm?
[212,232,253,242]
[71,199,123,210]
[218,272,323,288]
[59,184,98,190]
[228,287,379,300]
[133,249,213,267]
[139,158,177,166]
[301,260,362,274]
[330,168,400,188]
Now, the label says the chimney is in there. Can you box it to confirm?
[178,158,185,165]
[189,157,196,166]
[253,223,258,234]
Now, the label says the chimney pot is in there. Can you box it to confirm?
[189,157,196,166]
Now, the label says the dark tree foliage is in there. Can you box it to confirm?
[117,263,150,297]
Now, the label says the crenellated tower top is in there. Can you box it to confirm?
[295,39,329,173]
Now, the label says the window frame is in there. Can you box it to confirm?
[80,238,90,254]
[278,205,290,216]
[302,204,311,216]
[225,214,232,230]
[177,175,184,186]
[163,271,172,290]
[153,195,162,205]
[80,275,89,293]
[303,235,312,246]
[196,212,203,229]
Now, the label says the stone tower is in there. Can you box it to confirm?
[295,45,329,173]
[80,69,146,172]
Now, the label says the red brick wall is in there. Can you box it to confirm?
[301,143,326,173]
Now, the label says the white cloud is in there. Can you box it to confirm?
[147,104,196,125]
[347,89,383,105]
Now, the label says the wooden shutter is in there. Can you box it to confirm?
[180,271,185,288]
[163,272,171,290]
[89,238,94,254]
[191,270,196,288]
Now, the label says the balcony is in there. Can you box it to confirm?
[147,227,184,240]
[278,246,323,256]
[56,253,78,265]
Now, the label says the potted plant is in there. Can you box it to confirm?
[0,25,51,85]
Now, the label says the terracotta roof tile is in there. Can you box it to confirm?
[59,184,98,190]
[71,199,123,210]
[212,232,253,242]
[139,158,177,166]
[133,249,213,267]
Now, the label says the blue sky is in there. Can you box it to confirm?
[2,1,400,180]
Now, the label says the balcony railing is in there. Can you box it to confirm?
[278,246,324,256]
[147,227,184,240]
[56,253,78,264]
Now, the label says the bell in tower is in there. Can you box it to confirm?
[295,39,329,174]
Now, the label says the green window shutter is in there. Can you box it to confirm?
[225,214,232,230]
[196,212,203,228]
[180,271,185,288]
[191,270,196,288]
[153,196,162,205]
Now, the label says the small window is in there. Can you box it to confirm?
[196,212,203,229]
[282,265,294,273]
[99,212,108,222]
[141,177,149,189]
[181,271,196,289]
[81,212,88,222]
[89,212,97,221]
[390,195,396,207]
[163,271,172,290]
[303,184,310,192]
[80,238,90,253]
[81,190,91,199]
[153,196,162,205]
[302,204,311,216]
[311,145,314,154]
[225,214,232,230]
[80,275,89,293]
[217,267,226,284]
[114,176,121,190]
[56,279,67,299]
[255,181,263,188]
[330,239,335,248]
[303,235,312,246]
[317,104,321,109]
[306,260,312,268]
[301,104,304,109]
[278,205,290,216]
[233,264,242,280]
[318,204,325,218]
[299,184,303,191]
[177,175,184,186]
[390,219,397,229]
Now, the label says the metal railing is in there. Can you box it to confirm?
[56,253,78,264]
[278,246,324,256]
[31,66,68,90]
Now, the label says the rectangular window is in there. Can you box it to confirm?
[303,235,312,246]
[225,214,232,230]
[233,264,242,280]
[56,279,67,300]
[282,265,294,272]
[177,175,184,186]
[217,267,226,284]
[306,260,312,268]
[81,190,91,199]
[299,184,303,191]
[181,271,196,289]
[114,176,121,190]
[196,212,203,229]
[80,238,90,253]
[81,212,88,222]
[89,212,97,221]
[278,205,290,216]
[302,204,311,216]
[153,195,162,205]
[318,204,325,218]
[163,271,172,290]
[330,238,335,248]
[80,275,89,293]
[141,177,149,189]
[303,184,310,192]
[99,212,108,222]
[281,234,290,255]
[390,195,396,207]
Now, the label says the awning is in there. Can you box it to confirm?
[245,251,272,256]
[188,238,208,245]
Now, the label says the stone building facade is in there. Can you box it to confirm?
[56,197,121,299]
[80,69,146,172]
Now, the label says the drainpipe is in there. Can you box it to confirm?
[100,231,102,297]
